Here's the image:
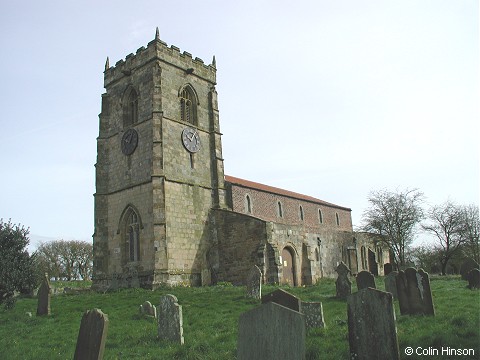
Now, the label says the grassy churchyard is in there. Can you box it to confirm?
[0,276,478,359]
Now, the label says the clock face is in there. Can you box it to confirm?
[121,128,138,155]
[182,127,200,153]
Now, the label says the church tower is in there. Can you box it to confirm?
[93,29,226,288]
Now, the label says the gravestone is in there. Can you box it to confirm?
[130,269,140,288]
[139,301,157,318]
[347,288,400,360]
[300,301,326,329]
[356,270,376,291]
[110,273,119,290]
[36,273,51,316]
[384,263,393,276]
[157,294,184,344]
[460,258,479,280]
[246,265,262,299]
[238,301,305,360]
[73,308,109,360]
[467,269,480,289]
[396,268,434,316]
[201,268,211,286]
[261,288,300,312]
[335,262,351,299]
[384,271,399,300]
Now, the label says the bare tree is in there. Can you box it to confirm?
[422,201,465,275]
[459,204,480,264]
[361,188,424,268]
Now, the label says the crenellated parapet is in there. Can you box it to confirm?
[104,28,217,88]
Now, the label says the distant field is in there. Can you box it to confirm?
[0,276,478,359]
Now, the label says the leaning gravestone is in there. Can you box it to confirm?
[460,258,479,280]
[300,301,326,329]
[384,271,399,300]
[157,294,184,344]
[238,301,305,360]
[139,301,157,318]
[384,263,393,276]
[36,273,51,316]
[347,288,400,360]
[396,268,435,316]
[335,262,351,299]
[246,265,262,299]
[261,288,301,312]
[356,270,376,291]
[73,308,109,360]
[467,269,480,289]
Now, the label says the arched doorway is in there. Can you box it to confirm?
[282,247,296,286]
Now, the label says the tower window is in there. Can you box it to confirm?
[124,208,140,262]
[299,205,304,221]
[318,209,323,224]
[277,201,283,218]
[180,85,197,125]
[124,88,138,128]
[245,195,252,214]
[335,212,340,226]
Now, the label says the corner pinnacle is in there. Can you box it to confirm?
[155,27,160,40]
[212,55,216,67]
[105,57,110,71]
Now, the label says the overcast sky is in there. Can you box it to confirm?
[1,0,478,249]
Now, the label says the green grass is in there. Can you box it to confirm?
[0,277,478,359]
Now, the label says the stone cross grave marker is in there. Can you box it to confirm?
[347,288,400,360]
[356,270,376,291]
[396,268,435,316]
[73,308,109,360]
[157,294,184,344]
[246,265,262,299]
[335,262,351,299]
[460,258,479,280]
[36,273,51,316]
[238,301,305,360]
[139,301,157,318]
[300,301,326,329]
[261,288,301,312]
[467,268,480,289]
[384,271,399,300]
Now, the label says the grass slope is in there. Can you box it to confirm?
[0,277,478,359]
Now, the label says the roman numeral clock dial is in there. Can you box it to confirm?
[182,127,200,153]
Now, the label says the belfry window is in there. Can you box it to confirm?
[318,209,323,224]
[180,86,197,125]
[124,88,138,127]
[277,201,283,218]
[299,205,304,221]
[335,212,340,226]
[245,195,252,214]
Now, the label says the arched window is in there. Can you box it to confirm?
[277,201,283,218]
[318,209,323,224]
[180,85,197,125]
[124,208,140,262]
[124,88,138,128]
[245,195,252,214]
[335,212,340,226]
[299,205,304,221]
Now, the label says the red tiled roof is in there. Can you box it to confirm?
[225,175,351,211]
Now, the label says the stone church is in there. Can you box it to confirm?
[92,30,388,289]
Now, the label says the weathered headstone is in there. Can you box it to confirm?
[157,294,184,344]
[201,268,211,286]
[396,268,435,316]
[36,273,51,316]
[238,301,305,360]
[460,258,479,280]
[300,301,326,329]
[384,271,399,300]
[246,265,262,299]
[356,270,376,291]
[261,288,300,312]
[335,262,351,299]
[467,268,480,289]
[73,308,109,360]
[139,301,157,318]
[347,288,400,360]
[384,263,393,276]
